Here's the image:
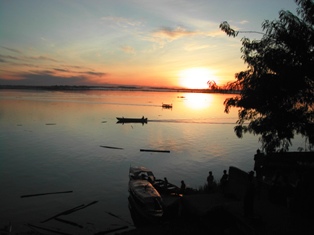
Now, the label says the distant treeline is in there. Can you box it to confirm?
[0,85,240,94]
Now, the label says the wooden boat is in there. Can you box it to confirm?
[162,103,172,109]
[153,179,180,195]
[116,116,147,124]
[128,167,163,222]
[129,166,180,195]
[129,166,155,182]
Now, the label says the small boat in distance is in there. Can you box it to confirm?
[116,116,148,124]
[162,103,172,109]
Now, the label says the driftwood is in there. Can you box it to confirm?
[106,212,133,226]
[54,218,84,228]
[94,225,128,235]
[140,149,170,153]
[41,201,98,223]
[100,145,124,150]
[21,191,73,198]
[27,224,71,235]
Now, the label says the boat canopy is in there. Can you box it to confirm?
[129,166,155,182]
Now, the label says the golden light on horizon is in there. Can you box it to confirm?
[183,93,213,110]
[178,67,217,89]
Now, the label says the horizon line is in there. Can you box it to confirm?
[0,84,240,94]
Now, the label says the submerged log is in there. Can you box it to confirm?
[100,145,124,150]
[106,211,133,226]
[54,218,84,228]
[41,201,98,223]
[94,226,128,235]
[27,224,71,235]
[140,149,170,153]
[21,191,73,198]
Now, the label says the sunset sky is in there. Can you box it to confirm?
[0,0,298,89]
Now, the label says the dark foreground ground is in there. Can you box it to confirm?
[120,164,314,235]
[120,191,313,235]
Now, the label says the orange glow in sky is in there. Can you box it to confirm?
[0,1,298,88]
[179,68,218,89]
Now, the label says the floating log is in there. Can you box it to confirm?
[140,149,170,153]
[41,204,85,223]
[41,201,98,223]
[45,123,56,125]
[21,190,73,198]
[94,226,128,235]
[54,218,84,228]
[100,145,124,150]
[27,224,71,235]
[106,212,133,226]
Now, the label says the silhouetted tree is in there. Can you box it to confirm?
[207,80,219,90]
[220,0,314,152]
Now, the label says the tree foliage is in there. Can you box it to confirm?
[207,80,219,90]
[220,0,314,152]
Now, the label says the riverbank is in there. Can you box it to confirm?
[121,166,314,235]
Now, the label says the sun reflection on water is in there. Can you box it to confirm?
[183,93,213,110]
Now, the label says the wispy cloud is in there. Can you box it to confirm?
[26,56,60,63]
[0,73,89,86]
[239,20,249,24]
[153,26,199,40]
[101,16,142,28]
[81,71,106,76]
[0,54,20,61]
[54,68,69,72]
[121,45,135,54]
[53,67,106,77]
[1,46,22,54]
[0,69,107,86]
[183,44,211,51]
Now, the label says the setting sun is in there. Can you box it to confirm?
[179,68,217,89]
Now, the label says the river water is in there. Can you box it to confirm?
[0,89,305,234]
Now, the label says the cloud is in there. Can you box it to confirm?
[184,44,211,51]
[153,26,198,40]
[149,26,214,48]
[53,67,106,77]
[26,56,60,62]
[0,67,108,86]
[81,71,106,76]
[0,54,19,61]
[120,45,135,54]
[0,72,92,86]
[54,68,69,72]
[101,16,142,28]
[239,20,249,24]
[1,46,22,54]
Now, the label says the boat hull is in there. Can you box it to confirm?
[116,117,147,124]
[128,180,163,222]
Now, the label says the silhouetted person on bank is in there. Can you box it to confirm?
[254,149,265,181]
[164,177,168,193]
[220,170,229,194]
[207,171,214,192]
[243,171,256,217]
[180,180,186,194]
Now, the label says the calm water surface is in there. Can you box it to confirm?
[0,89,305,234]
